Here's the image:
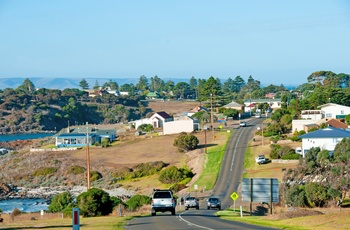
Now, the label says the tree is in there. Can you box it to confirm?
[102,79,118,90]
[48,192,74,212]
[137,124,154,133]
[17,78,35,94]
[189,76,197,90]
[79,78,89,90]
[93,80,100,91]
[136,75,149,91]
[150,75,164,92]
[174,82,190,99]
[173,132,199,152]
[76,188,114,217]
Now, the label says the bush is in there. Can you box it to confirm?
[76,188,114,217]
[90,171,103,182]
[67,165,85,175]
[173,132,199,152]
[159,166,194,184]
[126,194,151,211]
[101,138,109,148]
[281,153,300,160]
[137,124,154,133]
[32,167,57,177]
[48,192,74,213]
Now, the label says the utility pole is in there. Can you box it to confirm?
[86,122,91,190]
[210,93,214,140]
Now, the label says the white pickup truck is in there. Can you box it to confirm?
[255,155,266,164]
[151,189,176,216]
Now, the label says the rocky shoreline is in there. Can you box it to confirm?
[0,183,135,202]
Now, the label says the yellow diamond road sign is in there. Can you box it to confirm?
[230,192,239,201]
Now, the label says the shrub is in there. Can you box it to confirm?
[48,192,74,212]
[159,166,194,184]
[101,138,109,148]
[173,132,199,152]
[126,194,151,211]
[137,124,154,133]
[159,166,183,184]
[32,167,57,177]
[90,171,103,182]
[281,153,300,160]
[76,188,114,217]
[67,165,85,175]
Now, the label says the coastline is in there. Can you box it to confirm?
[0,184,135,202]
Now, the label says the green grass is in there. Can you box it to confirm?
[243,144,255,171]
[1,214,133,230]
[194,131,231,190]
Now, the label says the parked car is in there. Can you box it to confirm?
[184,197,199,210]
[239,121,247,127]
[207,196,221,210]
[255,155,267,164]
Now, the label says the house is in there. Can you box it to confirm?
[244,103,256,113]
[55,127,116,148]
[299,127,350,158]
[318,103,350,119]
[146,92,160,100]
[243,98,281,110]
[163,115,196,135]
[132,111,199,135]
[132,111,173,130]
[300,110,323,120]
[223,101,244,111]
[187,106,208,117]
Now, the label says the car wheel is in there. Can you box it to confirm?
[185,207,189,210]
[196,206,199,210]
[218,206,221,210]
[171,208,176,215]
[151,208,156,216]
[207,206,210,210]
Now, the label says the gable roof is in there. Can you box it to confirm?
[155,111,172,119]
[299,127,350,139]
[325,118,348,129]
[317,103,350,109]
[223,101,243,108]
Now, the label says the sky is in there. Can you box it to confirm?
[0,0,350,87]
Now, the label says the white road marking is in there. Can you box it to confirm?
[178,212,215,230]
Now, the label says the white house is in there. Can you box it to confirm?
[132,111,173,130]
[163,116,196,135]
[243,98,281,110]
[299,127,350,158]
[318,103,350,119]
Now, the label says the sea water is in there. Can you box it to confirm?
[0,133,54,142]
[0,198,49,213]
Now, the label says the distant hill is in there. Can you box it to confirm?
[0,77,298,90]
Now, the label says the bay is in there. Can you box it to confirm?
[0,133,54,142]
[0,198,49,213]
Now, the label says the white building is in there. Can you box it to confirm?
[318,103,350,119]
[299,127,350,158]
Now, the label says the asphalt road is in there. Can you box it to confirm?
[125,117,278,230]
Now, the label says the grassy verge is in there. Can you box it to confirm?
[194,131,232,190]
[0,213,133,230]
[217,209,350,230]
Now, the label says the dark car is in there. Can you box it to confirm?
[207,196,221,210]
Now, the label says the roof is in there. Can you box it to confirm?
[244,98,281,103]
[299,127,350,139]
[188,106,208,113]
[317,103,350,109]
[325,118,348,129]
[57,133,96,138]
[155,111,172,119]
[223,101,243,108]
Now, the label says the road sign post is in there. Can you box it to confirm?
[230,192,239,212]
[72,208,80,230]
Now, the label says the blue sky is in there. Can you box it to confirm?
[0,0,349,87]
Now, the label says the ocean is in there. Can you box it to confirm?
[0,198,49,213]
[0,133,54,142]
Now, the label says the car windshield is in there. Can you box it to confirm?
[209,198,219,202]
